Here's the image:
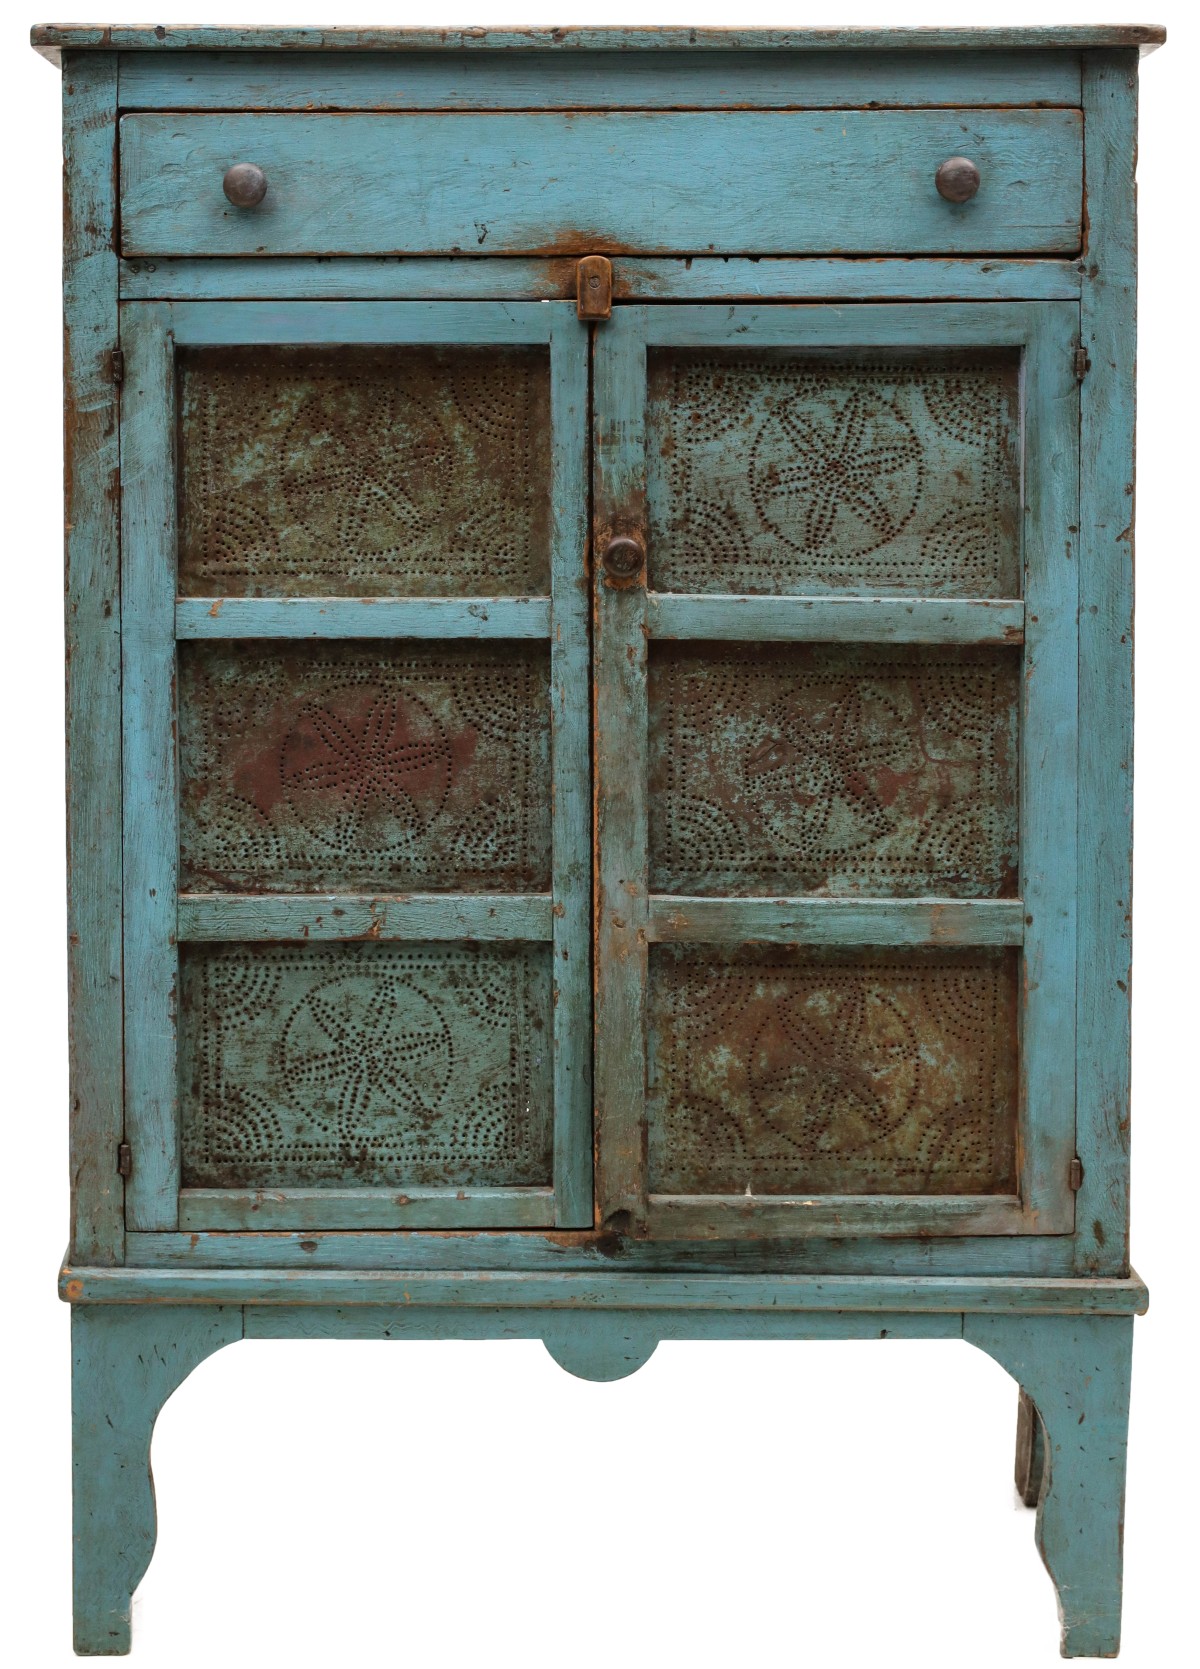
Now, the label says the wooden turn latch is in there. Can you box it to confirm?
[576,255,613,321]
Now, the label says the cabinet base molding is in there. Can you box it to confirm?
[60,1261,1150,1315]
[68,1290,1139,1656]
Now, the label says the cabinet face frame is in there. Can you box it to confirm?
[593,301,1080,1241]
[119,299,593,1232]
[118,291,1082,1245]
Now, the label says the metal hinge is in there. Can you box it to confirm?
[576,255,613,322]
[110,348,125,385]
[1068,1156,1084,1192]
[1074,346,1090,381]
[117,1141,132,1179]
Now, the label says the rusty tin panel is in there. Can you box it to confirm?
[177,345,552,596]
[649,642,1019,896]
[179,640,551,892]
[647,945,1019,1197]
[646,349,1021,595]
[179,941,553,1189]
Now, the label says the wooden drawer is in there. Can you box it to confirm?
[119,109,1083,258]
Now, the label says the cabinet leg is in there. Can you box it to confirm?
[1015,1387,1047,1507]
[966,1314,1134,1658]
[71,1305,242,1654]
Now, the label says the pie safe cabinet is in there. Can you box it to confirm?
[34,22,1160,1658]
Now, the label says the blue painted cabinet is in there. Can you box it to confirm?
[34,23,1160,1657]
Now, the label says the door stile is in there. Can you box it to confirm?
[1017,303,1080,1229]
[593,314,651,1231]
[547,309,593,1226]
[121,304,181,1230]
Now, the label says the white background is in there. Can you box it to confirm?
[2,4,1195,1664]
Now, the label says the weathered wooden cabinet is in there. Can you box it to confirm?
[34,22,1161,1657]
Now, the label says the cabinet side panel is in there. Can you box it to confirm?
[63,52,123,1263]
[1077,50,1138,1275]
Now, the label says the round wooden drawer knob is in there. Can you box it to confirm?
[935,156,981,203]
[222,163,269,208]
[601,535,645,580]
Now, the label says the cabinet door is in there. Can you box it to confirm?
[121,302,590,1231]
[594,302,1078,1240]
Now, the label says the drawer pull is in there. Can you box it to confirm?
[935,156,981,204]
[601,535,645,581]
[222,162,269,208]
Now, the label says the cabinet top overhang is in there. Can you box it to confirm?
[31,22,1167,66]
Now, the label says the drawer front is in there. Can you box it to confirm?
[119,109,1083,258]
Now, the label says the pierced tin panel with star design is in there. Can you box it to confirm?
[178,640,551,892]
[645,349,1021,596]
[647,945,1019,1197]
[649,643,1019,896]
[176,345,552,596]
[179,940,553,1189]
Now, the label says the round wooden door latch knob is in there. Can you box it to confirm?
[935,157,981,203]
[223,163,269,207]
[601,535,645,580]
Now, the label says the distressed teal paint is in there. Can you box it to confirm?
[177,892,554,942]
[120,255,1084,305]
[593,308,651,1234]
[632,298,1071,348]
[120,255,580,303]
[967,1314,1136,1656]
[39,27,1155,1659]
[1015,302,1080,1233]
[118,110,1085,258]
[61,53,124,1265]
[61,1264,1149,1315]
[617,258,1085,305]
[177,1187,556,1232]
[644,595,1025,643]
[645,897,1025,946]
[547,307,594,1228]
[176,595,553,639]
[71,1306,242,1653]
[32,23,1167,56]
[114,48,1084,112]
[1075,53,1139,1278]
[121,305,180,1233]
[128,1228,1092,1279]
[63,1284,1142,1657]
[152,297,558,346]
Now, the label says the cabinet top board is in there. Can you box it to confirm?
[32,22,1166,65]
